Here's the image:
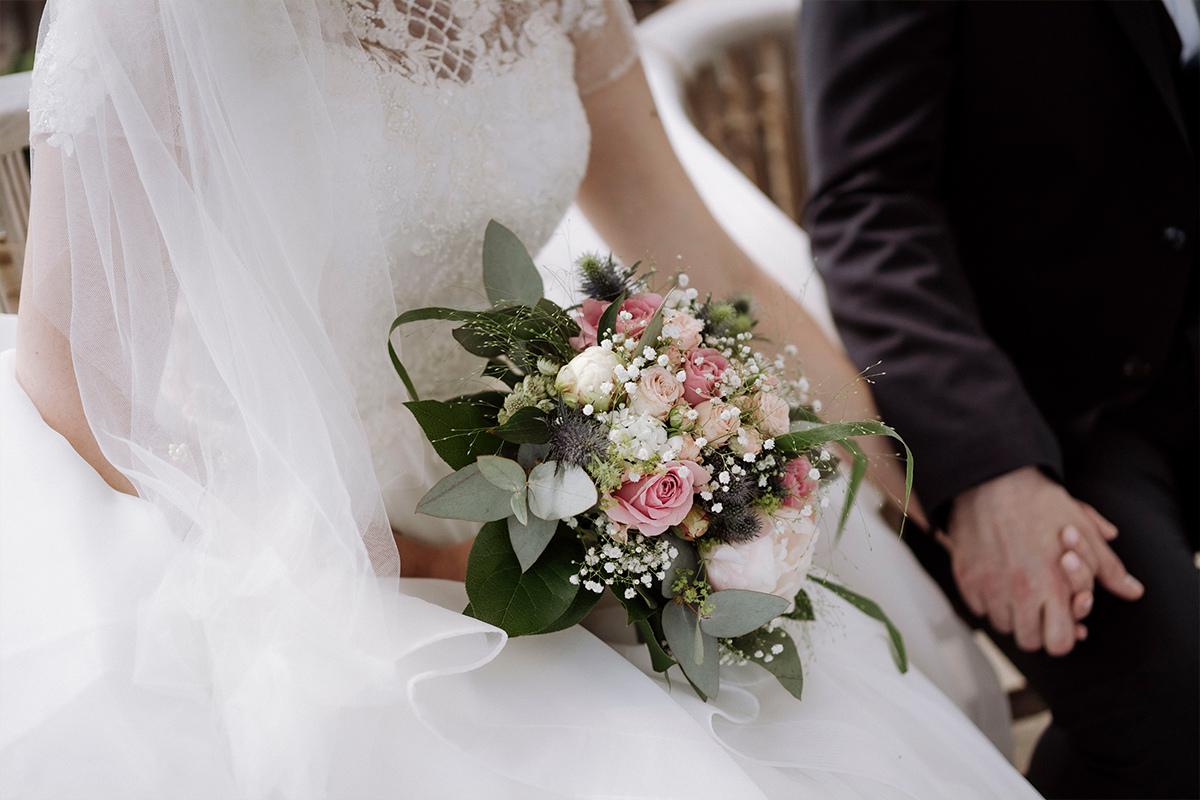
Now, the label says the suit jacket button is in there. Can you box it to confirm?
[1122,356,1153,380]
[1163,226,1187,251]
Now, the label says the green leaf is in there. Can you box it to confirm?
[663,600,719,699]
[453,321,507,358]
[732,627,804,701]
[417,463,514,522]
[484,359,523,388]
[526,461,598,520]
[507,512,558,572]
[404,400,505,471]
[483,220,543,308]
[836,437,869,544]
[465,519,580,637]
[784,588,815,622]
[660,532,697,599]
[390,307,493,402]
[535,571,605,635]
[699,589,790,638]
[491,406,552,444]
[810,576,908,673]
[636,614,677,673]
[636,296,668,355]
[596,291,626,345]
[616,585,657,624]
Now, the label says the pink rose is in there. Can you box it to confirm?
[780,456,819,509]
[571,293,664,350]
[605,461,709,536]
[706,508,819,608]
[680,348,729,405]
[630,366,684,420]
[662,308,704,351]
[694,399,740,446]
[752,390,791,437]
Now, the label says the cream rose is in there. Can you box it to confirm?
[705,507,819,609]
[630,366,683,420]
[555,346,620,411]
[728,425,762,457]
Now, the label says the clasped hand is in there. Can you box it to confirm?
[941,466,1143,656]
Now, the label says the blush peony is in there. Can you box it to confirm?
[605,461,709,536]
[705,507,820,609]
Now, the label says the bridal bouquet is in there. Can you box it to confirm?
[390,221,910,700]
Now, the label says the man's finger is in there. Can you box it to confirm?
[1012,598,1044,652]
[1043,600,1076,656]
[1070,589,1094,621]
[1059,549,1096,598]
[1079,502,1118,540]
[1092,539,1144,601]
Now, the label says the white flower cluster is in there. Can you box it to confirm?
[570,534,680,597]
[604,408,671,464]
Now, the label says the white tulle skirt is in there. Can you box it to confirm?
[0,351,1037,799]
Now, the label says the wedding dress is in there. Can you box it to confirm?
[1,2,1037,798]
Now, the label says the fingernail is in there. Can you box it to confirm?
[1061,551,1081,572]
[1062,526,1080,546]
[1076,625,1088,641]
[1125,574,1144,594]
[1079,593,1093,613]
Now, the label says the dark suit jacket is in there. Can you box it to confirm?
[800,0,1198,520]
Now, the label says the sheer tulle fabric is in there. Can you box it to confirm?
[10,4,761,797]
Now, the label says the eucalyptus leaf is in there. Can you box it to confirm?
[491,406,551,444]
[404,400,504,470]
[663,601,719,699]
[465,519,580,636]
[509,492,528,525]
[483,220,543,308]
[810,576,908,673]
[506,513,558,571]
[699,589,790,638]
[660,532,697,599]
[732,627,805,701]
[417,463,513,522]
[596,291,626,344]
[477,455,527,494]
[526,462,598,520]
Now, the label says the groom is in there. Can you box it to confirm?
[798,1,1198,798]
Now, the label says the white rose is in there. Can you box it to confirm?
[630,366,683,420]
[556,346,620,411]
[705,507,819,609]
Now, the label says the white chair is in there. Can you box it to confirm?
[0,69,32,319]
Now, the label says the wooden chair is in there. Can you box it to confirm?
[0,70,32,314]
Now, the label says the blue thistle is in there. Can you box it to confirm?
[577,253,635,302]
[706,505,762,544]
[548,403,610,469]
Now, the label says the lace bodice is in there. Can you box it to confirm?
[342,1,637,541]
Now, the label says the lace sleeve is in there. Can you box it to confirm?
[561,0,639,96]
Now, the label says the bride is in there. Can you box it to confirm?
[2,2,1037,797]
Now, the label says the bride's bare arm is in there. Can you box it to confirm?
[576,63,926,528]
[15,148,136,497]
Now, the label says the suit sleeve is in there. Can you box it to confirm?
[799,0,1063,522]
